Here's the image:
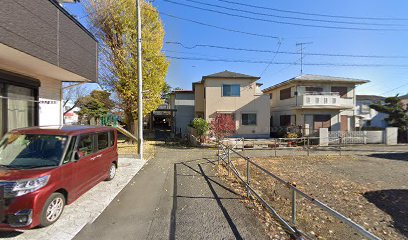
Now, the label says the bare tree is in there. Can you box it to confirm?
[62,83,90,115]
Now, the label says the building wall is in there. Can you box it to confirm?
[204,78,270,137]
[194,83,205,114]
[39,76,62,126]
[355,100,388,128]
[0,0,98,82]
[169,92,195,135]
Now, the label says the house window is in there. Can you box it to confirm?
[222,84,240,97]
[280,87,291,100]
[269,93,273,99]
[331,86,348,98]
[242,113,257,126]
[305,87,323,93]
[280,115,291,126]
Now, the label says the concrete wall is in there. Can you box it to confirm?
[0,0,98,82]
[366,131,384,144]
[204,78,270,137]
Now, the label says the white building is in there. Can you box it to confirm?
[263,75,369,136]
[355,95,388,129]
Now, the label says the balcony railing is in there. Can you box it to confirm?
[298,93,353,108]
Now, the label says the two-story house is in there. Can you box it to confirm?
[193,70,270,138]
[263,75,369,136]
[355,95,387,129]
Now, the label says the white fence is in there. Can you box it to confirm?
[329,131,367,144]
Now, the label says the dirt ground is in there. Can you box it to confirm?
[219,152,408,240]
[117,140,156,160]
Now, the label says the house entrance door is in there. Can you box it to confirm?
[313,114,331,131]
[340,115,349,132]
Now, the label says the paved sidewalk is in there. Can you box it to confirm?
[74,145,269,240]
[0,158,145,240]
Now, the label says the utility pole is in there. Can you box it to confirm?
[136,0,143,160]
[295,42,313,75]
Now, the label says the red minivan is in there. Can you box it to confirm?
[0,125,118,230]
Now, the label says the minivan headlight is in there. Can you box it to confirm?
[11,176,50,197]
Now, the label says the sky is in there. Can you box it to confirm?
[64,0,408,97]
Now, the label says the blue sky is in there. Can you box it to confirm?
[64,0,408,96]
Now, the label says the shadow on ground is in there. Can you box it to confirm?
[368,152,408,162]
[364,189,408,237]
[0,231,23,238]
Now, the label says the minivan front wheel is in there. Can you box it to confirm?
[40,193,65,227]
[106,163,116,181]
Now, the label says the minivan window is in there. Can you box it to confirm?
[109,131,114,147]
[97,132,109,151]
[0,133,68,169]
[77,134,94,158]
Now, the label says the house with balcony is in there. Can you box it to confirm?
[0,0,97,137]
[193,70,270,138]
[263,75,369,136]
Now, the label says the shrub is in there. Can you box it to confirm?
[210,113,236,141]
[191,118,210,137]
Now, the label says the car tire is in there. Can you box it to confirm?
[39,192,65,227]
[105,162,116,181]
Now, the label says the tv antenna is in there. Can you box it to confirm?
[296,42,313,75]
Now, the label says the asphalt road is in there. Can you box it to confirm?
[74,144,269,240]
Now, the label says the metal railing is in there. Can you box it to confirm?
[217,141,381,240]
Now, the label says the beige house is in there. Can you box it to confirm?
[263,75,369,136]
[193,71,270,138]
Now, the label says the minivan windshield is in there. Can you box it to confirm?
[0,133,68,169]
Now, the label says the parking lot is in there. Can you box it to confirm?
[0,158,145,240]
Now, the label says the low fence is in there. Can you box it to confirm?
[217,142,380,240]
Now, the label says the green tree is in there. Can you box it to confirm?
[83,0,169,136]
[77,90,115,123]
[191,118,210,142]
[370,95,408,130]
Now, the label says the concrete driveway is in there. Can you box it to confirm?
[0,157,145,240]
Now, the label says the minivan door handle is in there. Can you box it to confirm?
[90,154,102,161]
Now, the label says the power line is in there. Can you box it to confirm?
[380,82,408,95]
[216,0,408,22]
[165,55,408,68]
[183,0,406,27]
[162,0,406,31]
[165,41,408,59]
[260,40,282,77]
[151,9,280,39]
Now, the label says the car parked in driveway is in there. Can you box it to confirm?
[0,125,118,230]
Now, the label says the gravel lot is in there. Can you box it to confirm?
[219,148,408,240]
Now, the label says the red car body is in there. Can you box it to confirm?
[0,126,118,230]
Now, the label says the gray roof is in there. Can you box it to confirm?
[263,74,370,92]
[202,70,260,80]
[356,95,385,102]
